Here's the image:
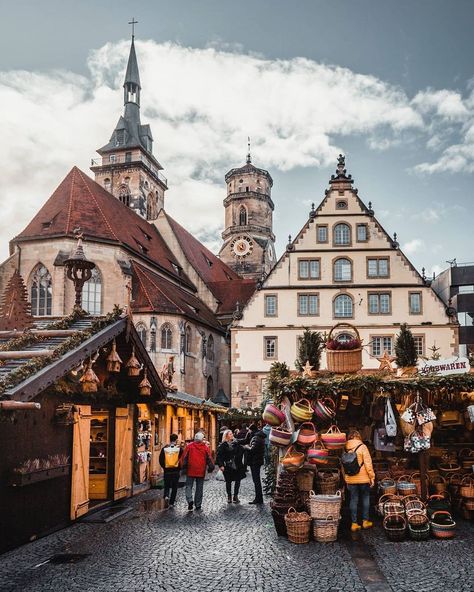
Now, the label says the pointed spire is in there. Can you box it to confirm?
[124,36,141,89]
[246,136,252,164]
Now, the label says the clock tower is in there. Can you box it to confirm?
[219,148,276,280]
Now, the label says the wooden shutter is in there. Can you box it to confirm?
[70,405,91,520]
[114,405,134,500]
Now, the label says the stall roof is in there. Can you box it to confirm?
[165,390,228,412]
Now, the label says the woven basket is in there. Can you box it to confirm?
[430,474,447,494]
[379,478,397,496]
[426,494,451,519]
[404,499,426,518]
[313,515,340,542]
[438,461,461,478]
[308,441,330,465]
[309,489,342,519]
[383,496,405,517]
[408,510,428,526]
[377,494,397,517]
[408,519,430,541]
[460,476,474,499]
[397,475,417,496]
[383,514,406,541]
[284,507,311,544]
[326,323,362,373]
[296,470,315,492]
[320,425,346,450]
[316,470,340,495]
[449,473,463,497]
[430,511,456,539]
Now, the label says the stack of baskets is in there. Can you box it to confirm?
[459,476,474,520]
[284,507,311,544]
[270,471,301,536]
[296,468,316,512]
[405,498,430,541]
[309,489,342,542]
[316,469,340,495]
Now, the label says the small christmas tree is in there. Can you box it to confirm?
[429,344,441,360]
[295,328,324,371]
[0,270,34,331]
[395,323,418,367]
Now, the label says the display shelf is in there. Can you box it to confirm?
[8,465,70,487]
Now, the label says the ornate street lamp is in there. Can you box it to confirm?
[64,231,95,311]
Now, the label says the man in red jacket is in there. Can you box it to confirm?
[182,432,214,511]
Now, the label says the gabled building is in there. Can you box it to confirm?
[231,156,457,407]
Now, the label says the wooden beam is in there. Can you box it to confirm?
[0,401,41,410]
[0,329,77,338]
[0,350,53,360]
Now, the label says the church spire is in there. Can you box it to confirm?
[123,31,141,123]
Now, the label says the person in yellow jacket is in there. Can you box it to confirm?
[343,429,375,531]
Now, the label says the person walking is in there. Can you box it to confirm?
[245,424,266,505]
[342,429,375,531]
[216,429,246,504]
[181,432,215,512]
[159,433,183,507]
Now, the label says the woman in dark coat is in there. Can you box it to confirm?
[216,429,246,503]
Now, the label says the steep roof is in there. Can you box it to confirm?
[164,213,256,314]
[131,261,224,332]
[124,37,141,87]
[14,167,194,290]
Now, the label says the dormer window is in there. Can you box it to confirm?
[204,256,213,268]
[116,130,125,145]
[171,263,180,275]
[109,154,117,163]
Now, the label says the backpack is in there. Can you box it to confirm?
[164,445,180,469]
[341,443,364,476]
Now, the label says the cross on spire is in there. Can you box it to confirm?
[128,17,138,39]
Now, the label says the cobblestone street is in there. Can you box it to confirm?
[0,477,473,592]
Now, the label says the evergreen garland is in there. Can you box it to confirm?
[263,446,278,495]
[295,328,324,371]
[395,323,418,367]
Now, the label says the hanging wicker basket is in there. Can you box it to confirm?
[326,323,362,373]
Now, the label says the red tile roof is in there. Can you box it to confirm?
[164,213,256,314]
[131,261,223,332]
[14,167,194,289]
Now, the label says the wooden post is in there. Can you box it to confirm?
[0,401,41,410]
[419,450,429,501]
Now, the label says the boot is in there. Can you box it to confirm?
[351,522,361,532]
[227,496,232,504]
[233,496,240,504]
[362,520,373,529]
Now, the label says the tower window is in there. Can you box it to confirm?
[118,183,131,206]
[246,186,249,192]
[239,206,247,226]
[109,154,117,163]
[125,152,132,163]
[104,178,111,192]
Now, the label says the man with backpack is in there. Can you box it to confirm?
[159,433,183,507]
[342,429,375,532]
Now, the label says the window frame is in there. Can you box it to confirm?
[356,223,368,243]
[367,291,392,315]
[332,222,352,247]
[413,334,425,357]
[30,264,53,317]
[297,292,320,317]
[264,294,278,317]
[333,293,354,319]
[206,334,215,362]
[316,224,328,244]
[297,258,321,280]
[370,335,394,357]
[366,256,390,279]
[409,291,423,315]
[160,323,173,351]
[333,257,353,282]
[263,336,278,360]
[81,267,102,316]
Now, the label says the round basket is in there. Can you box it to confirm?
[438,461,461,479]
[326,324,362,373]
[383,496,405,517]
[383,514,406,541]
[308,441,330,465]
[430,511,456,540]
[377,494,398,517]
[316,471,340,495]
[460,476,474,499]
[408,510,428,527]
[426,494,451,519]
[404,498,426,518]
[296,470,315,492]
[430,474,447,494]
[309,489,342,519]
[313,514,340,543]
[379,478,397,496]
[320,425,347,450]
[397,475,417,496]
[408,519,430,541]
[290,398,314,423]
[284,507,311,544]
[263,403,286,427]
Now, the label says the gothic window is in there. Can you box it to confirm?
[118,183,131,207]
[334,294,353,318]
[206,334,215,362]
[206,376,214,399]
[30,264,52,316]
[161,323,173,350]
[185,325,192,354]
[334,258,352,281]
[136,323,147,349]
[239,206,247,226]
[334,223,351,245]
[81,267,102,316]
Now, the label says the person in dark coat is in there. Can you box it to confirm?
[216,429,246,503]
[245,425,266,505]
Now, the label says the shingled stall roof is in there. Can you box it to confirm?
[0,313,166,402]
[164,213,256,315]
[164,390,228,412]
[131,261,224,332]
[13,167,194,291]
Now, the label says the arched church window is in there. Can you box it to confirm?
[161,323,173,350]
[239,206,247,226]
[82,267,102,315]
[118,183,131,207]
[30,264,52,316]
[185,325,192,354]
[206,334,215,362]
[206,376,214,399]
[136,322,147,348]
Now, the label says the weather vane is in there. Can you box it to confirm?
[129,17,138,38]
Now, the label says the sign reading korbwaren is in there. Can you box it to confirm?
[418,356,470,377]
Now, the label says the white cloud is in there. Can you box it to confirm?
[412,89,469,121]
[0,39,471,261]
[403,239,425,254]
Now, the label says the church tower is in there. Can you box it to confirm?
[219,146,276,280]
[91,34,167,220]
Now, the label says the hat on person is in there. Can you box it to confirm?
[195,432,204,441]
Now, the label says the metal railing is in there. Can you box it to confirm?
[90,154,168,186]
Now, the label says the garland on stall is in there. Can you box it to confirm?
[0,307,124,395]
[220,407,262,422]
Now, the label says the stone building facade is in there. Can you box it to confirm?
[230,156,458,407]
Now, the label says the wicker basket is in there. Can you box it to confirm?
[404,499,426,518]
[309,489,342,519]
[460,476,474,499]
[284,507,311,544]
[316,470,340,495]
[408,510,428,526]
[430,511,456,539]
[383,514,406,541]
[430,474,447,494]
[383,496,405,517]
[379,478,397,496]
[377,494,397,517]
[325,323,362,373]
[408,516,430,541]
[438,461,461,479]
[397,475,417,496]
[313,515,340,542]
[296,470,315,492]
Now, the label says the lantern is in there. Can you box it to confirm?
[106,339,122,373]
[80,360,100,393]
[139,369,151,396]
[126,345,141,377]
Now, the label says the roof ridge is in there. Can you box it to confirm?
[76,169,119,241]
[134,262,186,315]
[65,168,76,235]
[132,262,155,310]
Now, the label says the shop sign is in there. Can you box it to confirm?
[418,356,470,377]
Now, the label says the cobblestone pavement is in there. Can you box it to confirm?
[0,477,473,592]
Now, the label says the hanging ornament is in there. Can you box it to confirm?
[106,339,122,373]
[139,368,151,396]
[126,345,141,377]
[80,360,100,393]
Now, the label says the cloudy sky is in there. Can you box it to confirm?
[0,0,473,275]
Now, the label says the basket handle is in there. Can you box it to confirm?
[286,507,296,515]
[325,424,341,435]
[461,476,474,485]
[296,398,312,409]
[397,474,412,483]
[327,322,361,342]
[299,422,316,432]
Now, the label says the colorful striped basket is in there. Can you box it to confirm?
[262,403,286,426]
[320,425,346,450]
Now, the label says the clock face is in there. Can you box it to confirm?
[231,236,253,258]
